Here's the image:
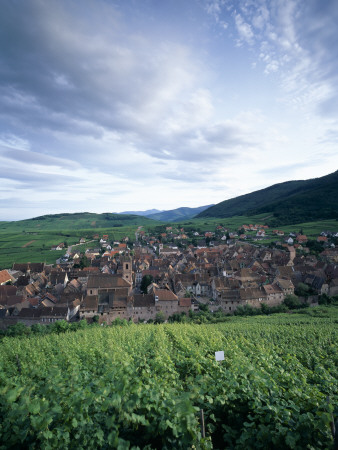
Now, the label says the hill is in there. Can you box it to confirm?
[197,170,338,226]
[0,212,157,233]
[146,204,213,222]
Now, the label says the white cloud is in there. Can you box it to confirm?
[234,13,254,45]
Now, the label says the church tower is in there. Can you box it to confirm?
[121,256,133,283]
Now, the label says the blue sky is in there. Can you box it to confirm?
[1,0,338,220]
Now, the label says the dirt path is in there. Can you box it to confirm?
[22,240,36,248]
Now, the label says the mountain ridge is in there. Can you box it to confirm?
[145,204,214,222]
[117,209,163,216]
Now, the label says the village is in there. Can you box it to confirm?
[1,222,338,329]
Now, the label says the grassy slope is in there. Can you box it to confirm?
[0,212,157,232]
[0,213,161,269]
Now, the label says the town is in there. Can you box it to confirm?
[1,222,338,329]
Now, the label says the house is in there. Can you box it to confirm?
[80,295,99,319]
[217,289,241,312]
[154,288,179,319]
[0,294,30,311]
[178,297,193,314]
[12,263,45,274]
[239,287,268,307]
[276,278,294,296]
[40,306,69,323]
[64,278,82,294]
[51,243,65,251]
[317,236,328,243]
[328,278,338,296]
[15,306,69,326]
[50,271,69,288]
[133,294,156,322]
[192,279,211,297]
[86,274,133,322]
[263,284,285,305]
[0,270,12,285]
[87,274,132,297]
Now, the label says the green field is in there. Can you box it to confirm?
[1,212,337,269]
[0,212,160,268]
[0,228,127,269]
[0,310,337,448]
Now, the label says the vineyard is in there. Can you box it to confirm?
[0,314,337,449]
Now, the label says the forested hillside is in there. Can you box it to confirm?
[197,170,338,225]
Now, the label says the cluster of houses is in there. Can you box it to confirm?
[1,226,338,328]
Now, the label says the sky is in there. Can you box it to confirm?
[1,0,338,221]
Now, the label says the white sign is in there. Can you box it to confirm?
[215,351,224,361]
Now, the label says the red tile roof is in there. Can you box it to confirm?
[0,270,12,285]
[155,289,178,301]
[179,298,191,307]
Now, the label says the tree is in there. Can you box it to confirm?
[6,322,31,337]
[70,319,88,331]
[140,275,153,294]
[295,282,310,297]
[31,323,47,334]
[52,320,69,333]
[155,311,165,324]
[283,294,301,309]
[198,303,209,312]
[79,256,90,269]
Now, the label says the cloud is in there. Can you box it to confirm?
[0,147,80,169]
[208,0,338,124]
[0,1,201,139]
[1,0,338,220]
[234,13,254,45]
[0,134,30,151]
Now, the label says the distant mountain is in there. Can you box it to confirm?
[146,205,214,222]
[117,209,163,216]
[197,170,338,226]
